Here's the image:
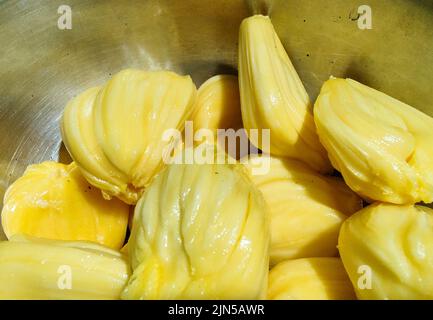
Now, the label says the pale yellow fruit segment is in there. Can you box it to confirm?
[238,15,332,173]
[121,159,269,300]
[61,69,197,204]
[268,258,356,300]
[244,155,362,265]
[314,77,433,204]
[191,75,244,160]
[192,74,242,134]
[338,203,433,299]
[0,235,130,300]
[1,161,129,250]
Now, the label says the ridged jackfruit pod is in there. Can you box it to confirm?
[121,157,269,300]
[192,74,242,137]
[238,15,332,174]
[190,75,246,160]
[61,69,197,204]
[244,155,362,265]
[1,161,129,249]
[314,77,433,204]
[0,235,130,299]
[268,258,356,300]
[339,203,433,299]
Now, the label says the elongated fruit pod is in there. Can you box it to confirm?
[190,74,245,159]
[339,203,433,299]
[122,157,269,300]
[238,15,332,173]
[244,155,362,265]
[192,74,242,135]
[314,77,433,204]
[1,161,129,249]
[62,69,197,204]
[0,235,130,299]
[268,257,356,300]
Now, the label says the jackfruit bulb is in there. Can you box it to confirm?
[192,74,242,139]
[61,69,197,204]
[268,258,356,300]
[244,155,362,265]
[1,161,129,250]
[121,159,269,299]
[0,235,130,299]
[238,15,332,173]
[190,74,245,159]
[338,203,433,299]
[314,77,433,204]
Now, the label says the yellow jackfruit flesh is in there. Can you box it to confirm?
[268,258,356,300]
[0,235,130,299]
[61,69,197,204]
[238,15,332,173]
[244,155,362,265]
[190,75,245,160]
[314,77,433,204]
[192,74,242,136]
[1,161,129,250]
[121,159,269,300]
[339,203,433,299]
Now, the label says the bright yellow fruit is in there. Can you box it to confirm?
[0,235,130,299]
[1,161,129,249]
[268,258,356,300]
[314,77,433,204]
[190,75,244,160]
[121,159,269,300]
[61,69,197,204]
[238,15,332,173]
[192,74,242,135]
[339,203,433,299]
[244,155,362,265]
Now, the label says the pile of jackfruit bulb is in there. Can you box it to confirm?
[2,15,433,300]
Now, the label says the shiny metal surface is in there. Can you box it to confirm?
[1,0,432,238]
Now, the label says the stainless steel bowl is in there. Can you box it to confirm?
[1,0,432,238]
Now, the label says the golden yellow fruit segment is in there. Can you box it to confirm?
[268,258,356,300]
[244,155,362,265]
[122,158,269,300]
[238,15,332,173]
[1,161,129,250]
[339,203,433,299]
[190,75,245,160]
[61,69,197,204]
[314,77,433,204]
[192,74,242,135]
[0,235,130,299]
